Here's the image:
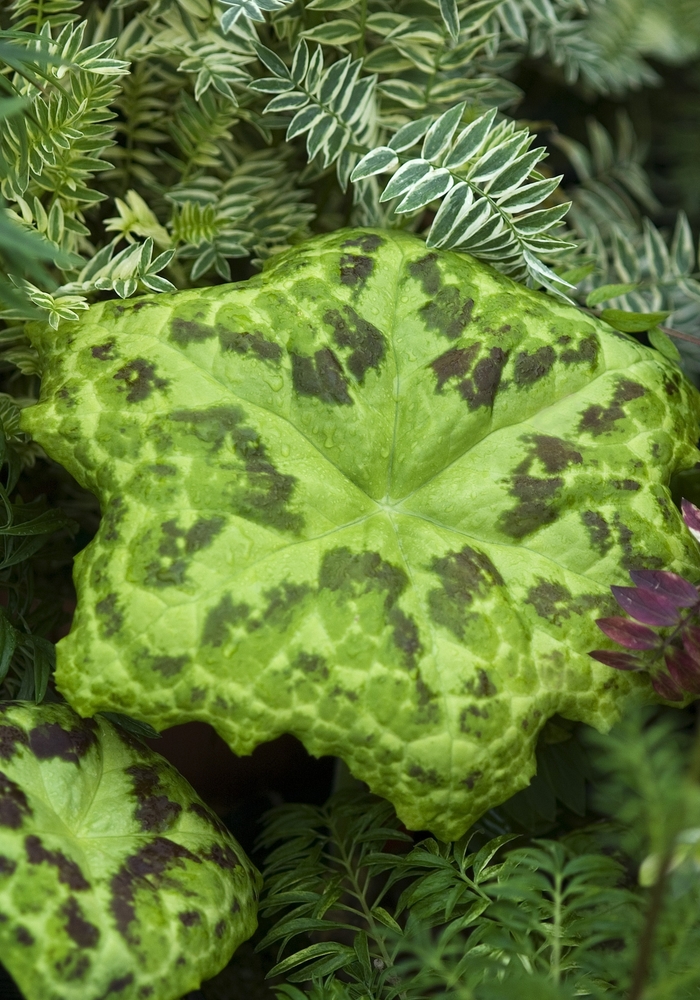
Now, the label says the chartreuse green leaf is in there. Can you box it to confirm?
[0,703,260,1000]
[648,327,682,363]
[600,308,671,333]
[585,283,640,307]
[21,229,700,841]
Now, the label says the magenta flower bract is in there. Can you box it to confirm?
[595,617,659,650]
[628,569,699,607]
[589,498,700,700]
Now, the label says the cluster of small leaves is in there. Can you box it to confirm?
[256,706,700,1000]
[257,791,414,990]
[590,499,700,702]
[588,212,700,374]
[475,0,657,97]
[1,0,696,333]
[0,15,175,347]
[0,2,319,324]
[0,393,74,701]
[2,6,700,999]
[547,115,700,367]
[555,114,660,249]
[164,149,316,279]
[352,103,572,290]
[587,707,700,999]
[0,37,73,313]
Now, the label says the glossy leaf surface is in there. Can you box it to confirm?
[610,585,682,626]
[628,569,699,606]
[665,647,700,694]
[0,704,260,1000]
[595,616,659,650]
[22,229,700,839]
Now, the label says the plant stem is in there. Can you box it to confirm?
[551,870,563,984]
[628,713,700,999]
[334,823,394,972]
[581,305,700,348]
[357,0,367,58]
[660,324,700,347]
[627,845,673,1000]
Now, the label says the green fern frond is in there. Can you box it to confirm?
[168,89,239,176]
[353,104,573,288]
[256,782,649,998]
[221,0,295,30]
[252,41,378,189]
[107,62,170,186]
[258,790,412,989]
[9,0,80,32]
[555,112,659,245]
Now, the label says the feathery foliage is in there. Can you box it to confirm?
[252,707,700,1000]
[0,0,697,334]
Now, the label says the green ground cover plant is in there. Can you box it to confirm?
[3,0,700,998]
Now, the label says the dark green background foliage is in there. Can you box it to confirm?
[2,0,700,997]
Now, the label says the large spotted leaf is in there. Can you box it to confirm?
[0,704,260,1000]
[22,229,700,840]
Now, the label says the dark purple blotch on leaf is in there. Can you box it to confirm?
[62,897,100,948]
[125,763,182,832]
[113,359,168,403]
[579,379,645,436]
[28,721,97,764]
[25,835,90,889]
[0,772,31,829]
[0,726,28,762]
[110,837,201,942]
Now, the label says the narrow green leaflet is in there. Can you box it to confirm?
[22,229,700,840]
[0,704,260,1000]
[600,309,671,333]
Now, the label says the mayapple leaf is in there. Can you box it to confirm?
[0,703,260,1000]
[21,228,700,840]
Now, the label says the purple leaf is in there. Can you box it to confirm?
[595,616,660,650]
[628,569,699,608]
[650,671,684,701]
[610,586,681,627]
[682,498,700,544]
[589,649,642,671]
[665,648,700,694]
[682,624,700,664]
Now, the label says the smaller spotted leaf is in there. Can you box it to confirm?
[0,704,260,1000]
